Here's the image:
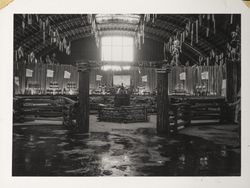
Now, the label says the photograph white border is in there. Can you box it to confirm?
[0,0,249,187]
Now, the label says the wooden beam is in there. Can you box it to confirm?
[78,63,90,132]
[156,66,171,135]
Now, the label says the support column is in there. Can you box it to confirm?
[156,65,171,135]
[78,63,90,133]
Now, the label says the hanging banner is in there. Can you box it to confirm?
[201,71,209,80]
[14,76,20,86]
[142,75,148,82]
[180,72,186,80]
[96,75,102,81]
[64,71,71,79]
[46,69,54,78]
[26,69,33,77]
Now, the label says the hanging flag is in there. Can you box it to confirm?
[26,69,33,77]
[27,15,32,25]
[212,14,216,34]
[96,75,102,81]
[206,57,209,66]
[142,75,147,82]
[215,55,219,64]
[52,31,57,43]
[66,41,71,55]
[22,20,25,31]
[196,20,199,43]
[46,69,54,78]
[206,27,209,37]
[63,37,67,49]
[163,42,166,60]
[42,21,46,44]
[199,14,202,26]
[201,71,209,80]
[17,46,24,59]
[39,18,42,29]
[180,32,183,43]
[14,76,20,86]
[64,71,71,79]
[45,18,49,27]
[55,29,60,45]
[35,15,39,22]
[180,72,186,80]
[230,14,233,24]
[191,23,194,46]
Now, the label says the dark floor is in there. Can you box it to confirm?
[12,115,240,176]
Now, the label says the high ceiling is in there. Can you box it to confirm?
[14,14,240,64]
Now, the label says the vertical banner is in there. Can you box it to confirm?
[64,71,71,79]
[25,69,33,77]
[47,69,54,78]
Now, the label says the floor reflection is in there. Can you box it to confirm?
[13,125,240,176]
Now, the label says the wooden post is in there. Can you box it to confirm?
[78,63,90,133]
[156,65,171,135]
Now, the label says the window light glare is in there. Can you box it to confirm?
[101,36,134,62]
[101,65,131,71]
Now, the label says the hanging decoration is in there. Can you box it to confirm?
[135,14,157,50]
[226,24,240,61]
[163,14,221,66]
[19,14,71,58]
[87,14,100,48]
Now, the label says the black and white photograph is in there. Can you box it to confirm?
[12,13,241,176]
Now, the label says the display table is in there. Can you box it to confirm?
[170,96,227,123]
[98,106,148,123]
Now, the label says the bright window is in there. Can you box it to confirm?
[101,36,134,62]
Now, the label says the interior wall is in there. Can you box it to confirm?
[48,38,164,65]
[14,62,226,96]
[89,67,157,92]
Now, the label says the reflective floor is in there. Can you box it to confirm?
[12,124,240,176]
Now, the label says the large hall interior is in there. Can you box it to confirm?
[13,14,241,176]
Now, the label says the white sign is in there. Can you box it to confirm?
[142,75,147,82]
[25,69,33,77]
[180,72,186,80]
[64,71,71,79]
[201,71,209,80]
[96,75,102,81]
[113,75,131,86]
[221,79,227,97]
[47,69,54,78]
